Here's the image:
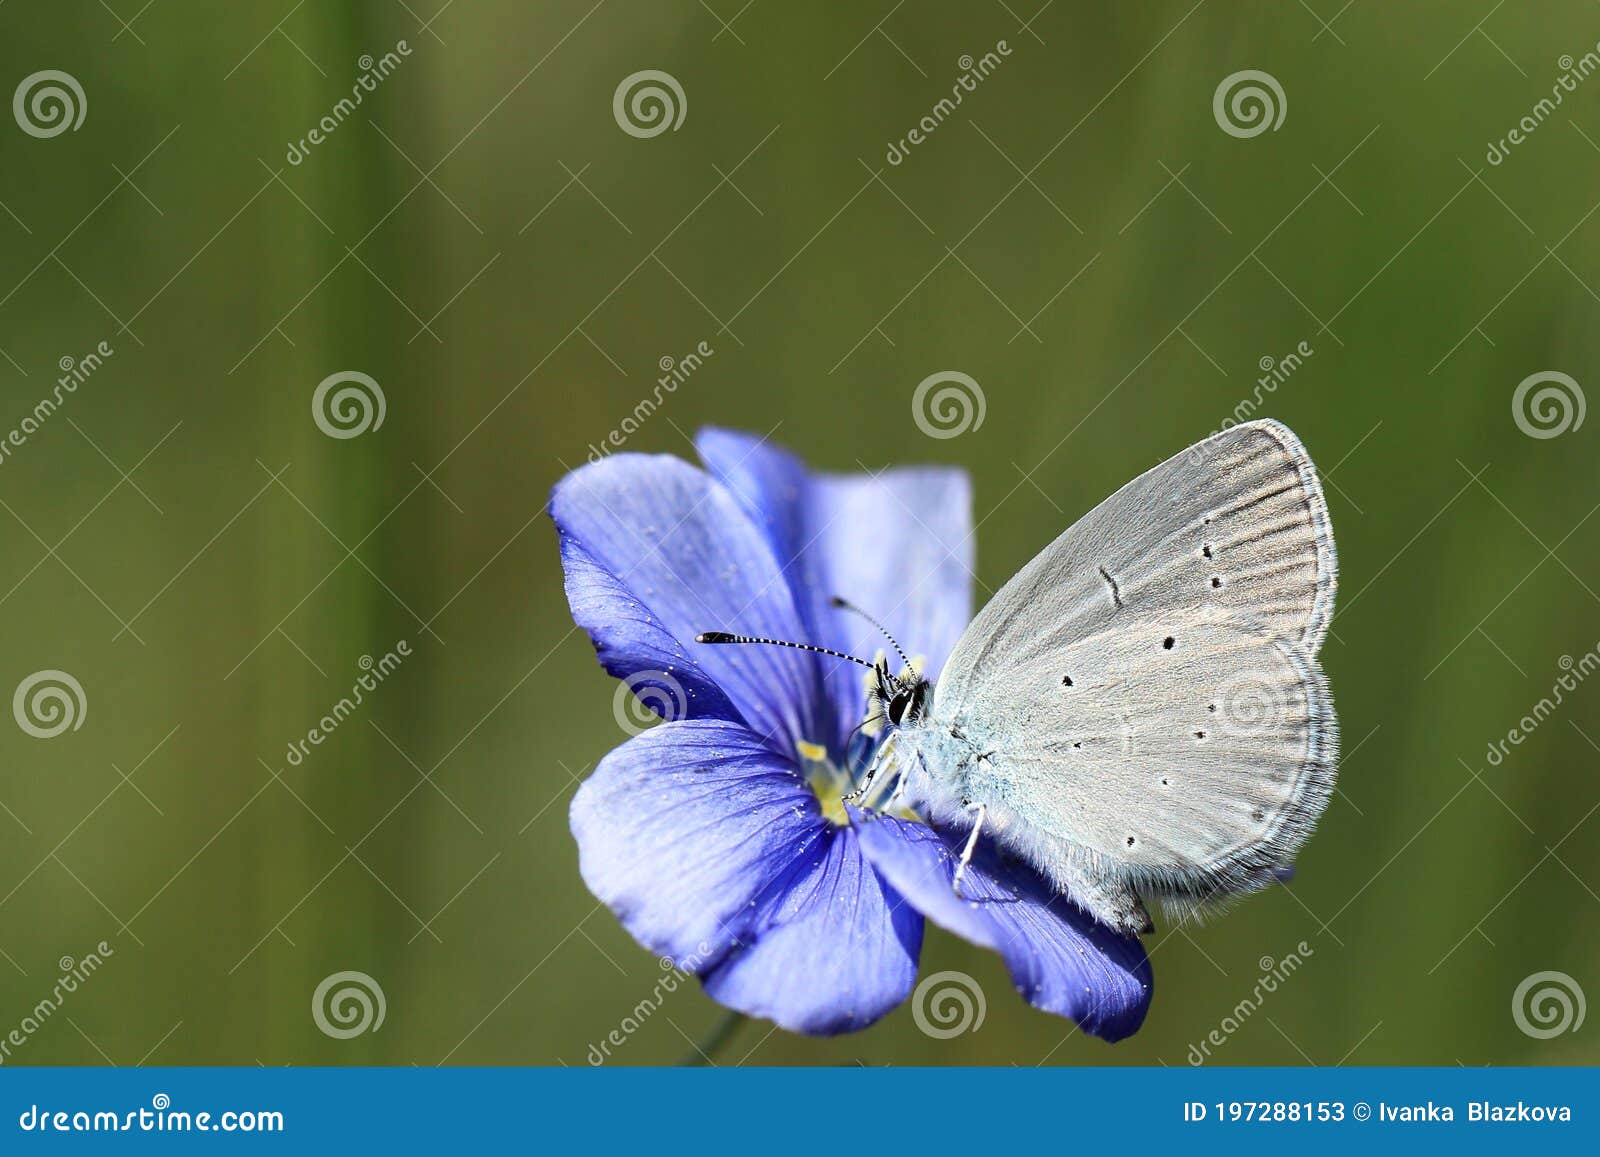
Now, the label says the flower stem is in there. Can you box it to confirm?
[680,1009,747,1066]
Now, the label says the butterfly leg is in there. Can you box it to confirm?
[952,802,986,899]
[845,733,897,808]
[882,746,925,814]
[883,772,907,813]
[864,761,908,811]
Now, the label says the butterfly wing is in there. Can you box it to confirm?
[931,419,1337,920]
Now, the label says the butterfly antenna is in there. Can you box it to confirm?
[695,631,875,669]
[828,596,912,669]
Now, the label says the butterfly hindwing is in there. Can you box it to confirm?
[956,612,1334,901]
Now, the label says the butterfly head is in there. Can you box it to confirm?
[869,656,930,730]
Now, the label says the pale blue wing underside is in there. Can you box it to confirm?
[924,419,1338,925]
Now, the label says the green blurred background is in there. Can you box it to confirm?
[1,1,1597,1066]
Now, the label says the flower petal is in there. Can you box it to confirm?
[558,534,739,725]
[702,824,923,1035]
[571,720,922,1035]
[571,719,827,966]
[698,428,973,748]
[805,468,974,681]
[851,811,1153,1042]
[551,452,828,754]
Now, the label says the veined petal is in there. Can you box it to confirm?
[697,428,973,750]
[571,719,827,967]
[551,452,828,755]
[852,811,1153,1042]
[559,534,739,726]
[702,823,922,1035]
[571,720,922,1034]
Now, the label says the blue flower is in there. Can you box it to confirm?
[551,429,1152,1040]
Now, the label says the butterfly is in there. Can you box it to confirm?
[702,418,1337,936]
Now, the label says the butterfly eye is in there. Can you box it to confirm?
[888,691,913,725]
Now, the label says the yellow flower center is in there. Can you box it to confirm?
[794,737,919,826]
[796,739,852,826]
